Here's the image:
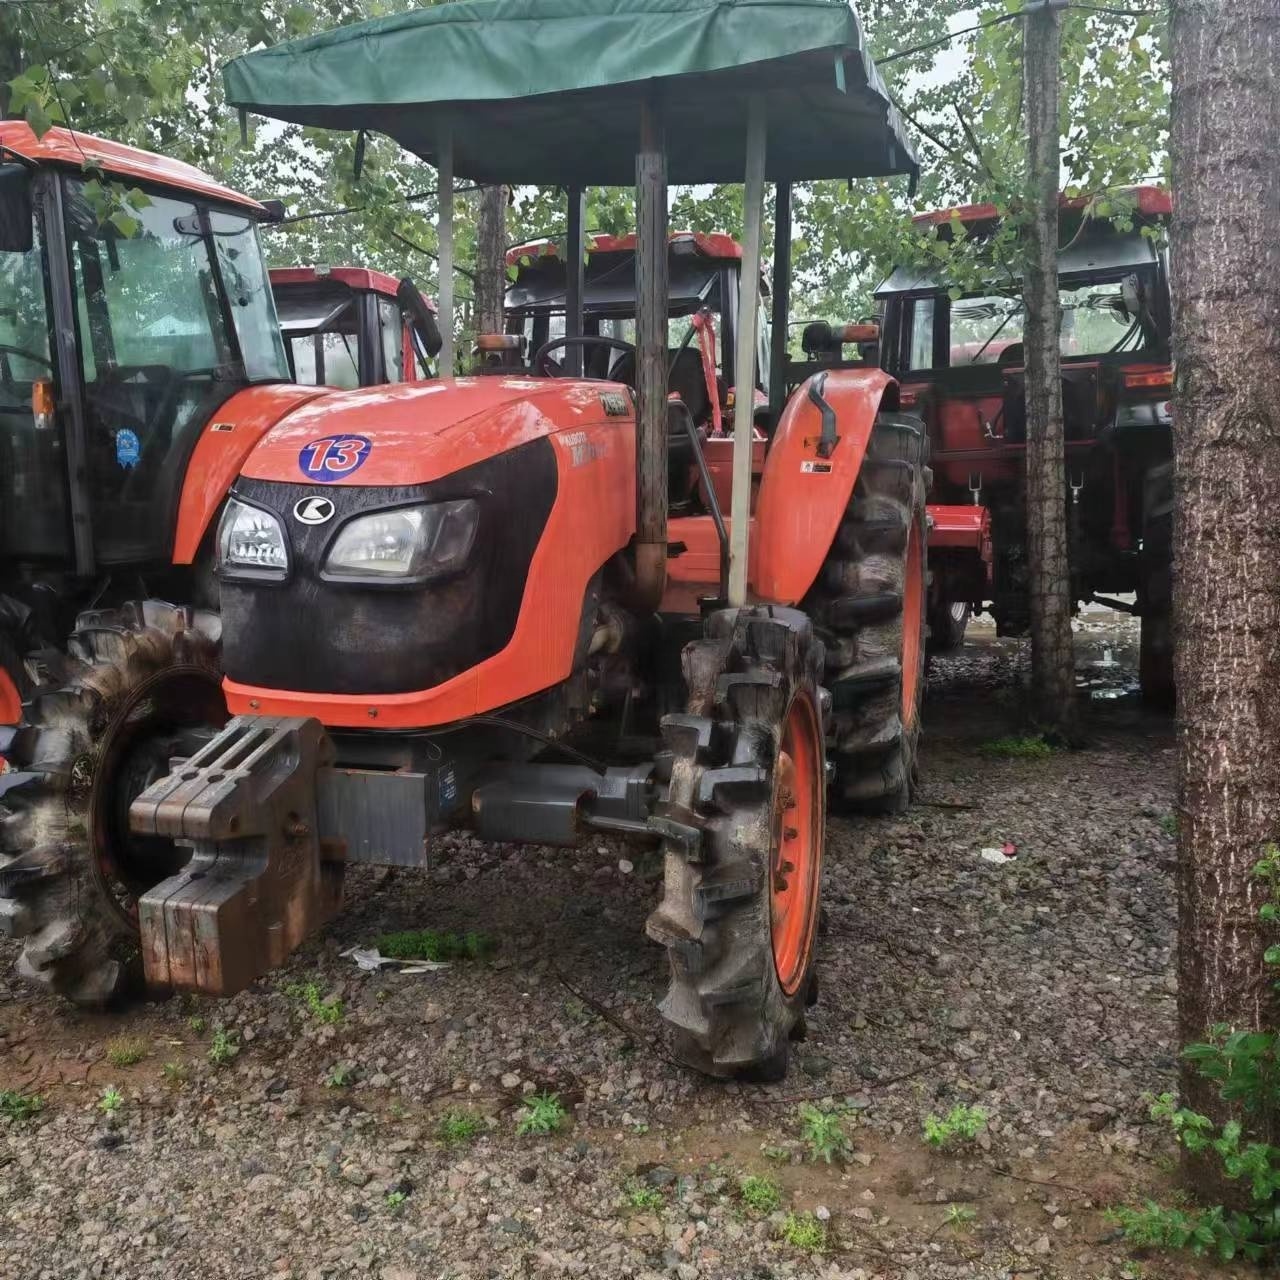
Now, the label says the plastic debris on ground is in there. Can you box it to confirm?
[341,945,452,975]
[979,842,1018,865]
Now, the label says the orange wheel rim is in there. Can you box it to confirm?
[901,519,924,726]
[770,693,823,997]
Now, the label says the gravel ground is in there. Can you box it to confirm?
[0,615,1228,1280]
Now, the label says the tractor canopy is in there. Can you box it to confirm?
[222,0,917,186]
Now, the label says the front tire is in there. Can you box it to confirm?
[927,600,970,653]
[0,601,224,1004]
[646,606,827,1080]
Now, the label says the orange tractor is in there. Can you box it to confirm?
[270,265,441,388]
[8,0,927,1079]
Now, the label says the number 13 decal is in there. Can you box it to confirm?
[298,434,372,482]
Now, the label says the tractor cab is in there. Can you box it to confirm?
[270,265,441,388]
[877,189,1173,662]
[0,124,292,576]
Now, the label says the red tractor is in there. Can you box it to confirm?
[10,0,927,1081]
[0,122,339,1000]
[269,265,441,387]
[876,190,1173,693]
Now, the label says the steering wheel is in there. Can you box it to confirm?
[532,335,636,380]
[0,343,53,369]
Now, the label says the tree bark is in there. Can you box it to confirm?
[1021,3,1079,739]
[472,184,508,337]
[1170,0,1280,1200]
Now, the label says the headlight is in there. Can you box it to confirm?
[323,499,479,581]
[217,498,288,578]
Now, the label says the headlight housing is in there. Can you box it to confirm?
[217,497,288,580]
[323,499,479,582]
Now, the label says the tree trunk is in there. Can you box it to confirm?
[1021,3,1078,739]
[472,184,508,337]
[1170,0,1280,1200]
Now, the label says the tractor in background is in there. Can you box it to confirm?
[0,122,337,1001]
[876,189,1172,694]
[270,265,441,387]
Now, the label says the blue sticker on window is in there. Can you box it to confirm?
[298,434,372,482]
[115,428,141,470]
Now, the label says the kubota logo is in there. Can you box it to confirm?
[293,496,336,525]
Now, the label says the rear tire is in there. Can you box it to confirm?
[806,412,930,814]
[0,601,224,1005]
[646,606,827,1080]
[927,600,970,653]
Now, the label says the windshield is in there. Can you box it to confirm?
[62,177,283,563]
[949,278,1153,366]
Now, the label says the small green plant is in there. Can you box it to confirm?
[208,1029,240,1065]
[779,1211,826,1252]
[104,1036,148,1067]
[326,1063,356,1088]
[438,1109,484,1145]
[161,1061,189,1086]
[1160,813,1179,836]
[0,1089,44,1122]
[761,1143,791,1162]
[384,1190,408,1212]
[923,1103,988,1149]
[284,981,344,1024]
[624,1179,665,1211]
[979,734,1054,759]
[739,1174,781,1214]
[516,1090,566,1136]
[376,928,495,962]
[1108,847,1280,1262]
[799,1103,849,1163]
[98,1086,123,1114]
[187,1014,207,1033]
[943,1203,977,1231]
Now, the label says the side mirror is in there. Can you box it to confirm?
[0,163,34,254]
[396,276,443,358]
[1120,273,1142,320]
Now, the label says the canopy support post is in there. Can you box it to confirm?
[565,187,586,376]
[437,125,455,378]
[769,180,792,423]
[633,96,669,611]
[728,97,766,608]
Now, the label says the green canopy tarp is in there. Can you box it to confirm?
[224,0,917,187]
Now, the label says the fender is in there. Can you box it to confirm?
[752,366,897,604]
[172,383,333,563]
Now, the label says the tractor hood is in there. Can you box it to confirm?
[240,377,629,488]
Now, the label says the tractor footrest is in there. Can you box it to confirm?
[130,715,343,996]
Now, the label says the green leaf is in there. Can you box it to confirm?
[25,100,53,141]
[108,211,141,239]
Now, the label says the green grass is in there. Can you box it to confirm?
[923,1103,988,1149]
[979,734,1054,759]
[0,1089,44,1122]
[98,1086,123,1114]
[779,1211,826,1252]
[375,928,495,962]
[624,1179,666,1211]
[739,1174,781,1214]
[208,1029,240,1065]
[326,1063,356,1088]
[438,1110,484,1146]
[516,1090,566,1136]
[187,1015,207,1034]
[799,1103,849,1163]
[944,1203,977,1230]
[104,1036,148,1067]
[284,981,344,1024]
[161,1061,189,1086]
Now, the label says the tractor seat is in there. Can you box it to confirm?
[609,347,712,427]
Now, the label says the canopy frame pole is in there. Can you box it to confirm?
[437,125,455,378]
[633,94,669,611]
[565,186,586,376]
[768,180,792,423]
[728,97,767,608]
